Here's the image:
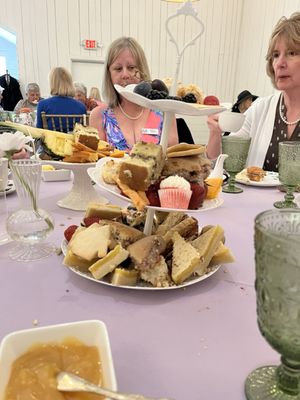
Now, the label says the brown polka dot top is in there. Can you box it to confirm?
[263,96,300,172]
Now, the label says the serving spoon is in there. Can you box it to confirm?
[57,371,172,400]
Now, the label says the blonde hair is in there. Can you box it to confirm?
[74,82,87,96]
[102,37,151,108]
[49,67,75,97]
[266,12,300,87]
[89,86,101,101]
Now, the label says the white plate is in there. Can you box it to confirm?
[88,158,224,213]
[235,169,280,187]
[114,84,226,116]
[61,240,220,291]
[0,180,15,196]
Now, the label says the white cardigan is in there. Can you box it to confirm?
[230,92,281,167]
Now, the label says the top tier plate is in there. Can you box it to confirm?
[114,84,225,116]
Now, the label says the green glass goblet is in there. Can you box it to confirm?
[274,142,300,209]
[221,136,251,193]
[245,209,300,399]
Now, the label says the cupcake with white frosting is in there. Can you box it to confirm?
[158,175,192,209]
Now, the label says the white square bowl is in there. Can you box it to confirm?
[42,169,71,181]
[0,320,117,399]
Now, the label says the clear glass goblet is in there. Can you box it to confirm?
[245,209,300,399]
[221,136,251,193]
[6,159,55,262]
[274,142,300,209]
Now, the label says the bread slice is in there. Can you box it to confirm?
[191,225,225,276]
[89,244,129,280]
[69,223,111,261]
[63,249,97,273]
[140,256,171,287]
[127,235,166,271]
[85,203,123,220]
[111,268,138,286]
[163,216,198,250]
[210,242,235,267]
[155,211,187,236]
[171,232,201,284]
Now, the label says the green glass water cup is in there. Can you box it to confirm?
[221,136,251,193]
[274,142,300,209]
[245,209,300,399]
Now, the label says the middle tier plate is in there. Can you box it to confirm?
[88,158,224,213]
[114,84,226,116]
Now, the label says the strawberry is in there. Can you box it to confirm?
[203,95,220,106]
[146,183,161,207]
[64,225,78,242]
[189,183,207,209]
[83,216,101,227]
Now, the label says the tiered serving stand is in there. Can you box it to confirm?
[39,160,108,211]
[89,84,226,235]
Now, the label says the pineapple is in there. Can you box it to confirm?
[43,131,74,157]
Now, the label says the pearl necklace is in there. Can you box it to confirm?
[279,93,300,126]
[119,103,144,120]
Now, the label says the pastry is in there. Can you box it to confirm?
[191,225,225,276]
[88,244,129,280]
[171,231,201,284]
[247,166,266,182]
[118,141,164,191]
[158,175,192,209]
[162,155,212,183]
[127,235,166,271]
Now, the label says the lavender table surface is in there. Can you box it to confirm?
[0,178,287,400]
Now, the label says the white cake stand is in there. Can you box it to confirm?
[41,160,109,211]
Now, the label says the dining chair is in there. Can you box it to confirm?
[41,112,89,132]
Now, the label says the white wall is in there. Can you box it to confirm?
[1,0,300,142]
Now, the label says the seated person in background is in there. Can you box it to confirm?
[89,36,178,150]
[206,12,300,172]
[223,90,258,136]
[14,83,42,113]
[36,67,86,132]
[74,82,98,112]
[89,86,103,106]
[231,90,258,114]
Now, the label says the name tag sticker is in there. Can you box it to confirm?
[141,128,159,136]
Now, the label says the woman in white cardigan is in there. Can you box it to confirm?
[206,12,300,172]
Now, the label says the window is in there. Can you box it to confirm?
[0,26,18,78]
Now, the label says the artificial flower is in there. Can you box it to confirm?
[0,131,33,158]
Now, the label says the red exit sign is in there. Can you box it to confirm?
[83,40,97,49]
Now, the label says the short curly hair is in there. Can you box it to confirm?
[266,12,300,88]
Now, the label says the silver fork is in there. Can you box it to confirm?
[57,371,172,400]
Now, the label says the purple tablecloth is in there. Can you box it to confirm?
[0,178,286,400]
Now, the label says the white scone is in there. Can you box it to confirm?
[191,225,225,276]
[171,232,201,284]
[140,256,170,287]
[89,244,129,280]
[102,159,121,184]
[69,223,110,261]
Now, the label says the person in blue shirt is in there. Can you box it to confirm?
[36,67,86,132]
